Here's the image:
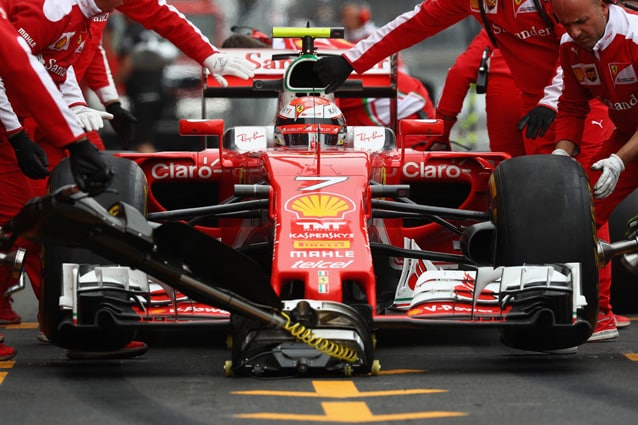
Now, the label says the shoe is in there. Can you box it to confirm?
[614,314,631,329]
[0,296,21,325]
[588,310,619,342]
[36,331,50,344]
[66,340,148,360]
[0,343,16,361]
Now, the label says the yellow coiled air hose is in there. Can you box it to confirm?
[280,311,359,363]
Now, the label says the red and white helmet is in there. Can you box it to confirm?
[274,96,347,148]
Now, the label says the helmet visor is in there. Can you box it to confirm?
[276,124,342,147]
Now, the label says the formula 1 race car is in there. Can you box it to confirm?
[1,27,633,377]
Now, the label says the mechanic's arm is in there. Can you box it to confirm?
[608,132,638,166]
[0,40,85,146]
[0,80,50,179]
[434,30,494,146]
[315,0,471,92]
[517,65,562,140]
[589,131,638,199]
[58,67,115,192]
[552,139,578,156]
[517,15,567,140]
[60,66,114,132]
[552,53,592,157]
[438,30,493,118]
[115,0,255,87]
[0,22,112,193]
[83,43,137,146]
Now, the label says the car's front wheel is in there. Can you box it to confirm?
[40,154,147,350]
[490,155,598,351]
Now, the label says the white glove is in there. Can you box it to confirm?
[591,153,625,199]
[551,148,570,156]
[70,105,114,132]
[203,53,256,87]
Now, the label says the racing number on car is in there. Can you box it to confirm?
[296,176,349,191]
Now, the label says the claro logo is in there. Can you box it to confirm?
[402,162,465,179]
[151,158,220,180]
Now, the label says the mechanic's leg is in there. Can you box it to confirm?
[485,72,525,157]
[597,222,612,315]
[585,134,638,339]
[0,142,37,324]
[26,142,69,302]
[17,137,66,338]
[0,339,16,361]
[579,100,616,318]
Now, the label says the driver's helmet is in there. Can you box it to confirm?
[274,96,347,148]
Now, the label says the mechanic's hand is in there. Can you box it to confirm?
[517,106,556,139]
[551,148,570,156]
[105,101,137,148]
[591,153,625,199]
[313,56,354,94]
[413,115,456,151]
[66,140,113,196]
[203,53,256,87]
[71,105,114,132]
[8,130,50,179]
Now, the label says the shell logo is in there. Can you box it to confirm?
[285,193,355,219]
[50,32,75,51]
[54,36,68,49]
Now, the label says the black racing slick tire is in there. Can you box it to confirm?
[40,154,147,351]
[490,155,598,351]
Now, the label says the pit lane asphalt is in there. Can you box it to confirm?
[1,291,637,424]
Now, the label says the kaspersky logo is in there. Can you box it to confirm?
[285,193,355,219]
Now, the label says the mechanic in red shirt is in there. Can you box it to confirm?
[0,0,256,356]
[315,0,572,153]
[11,0,256,169]
[552,0,638,338]
[431,29,526,157]
[64,14,137,151]
[0,6,112,359]
[313,0,626,340]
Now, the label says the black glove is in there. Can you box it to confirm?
[517,106,556,139]
[313,55,354,94]
[66,140,113,195]
[8,130,50,179]
[105,101,137,148]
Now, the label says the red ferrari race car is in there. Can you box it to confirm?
[1,27,635,377]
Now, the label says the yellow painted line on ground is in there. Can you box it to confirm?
[3,322,39,330]
[0,361,16,385]
[235,401,468,422]
[624,353,638,361]
[233,381,447,398]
